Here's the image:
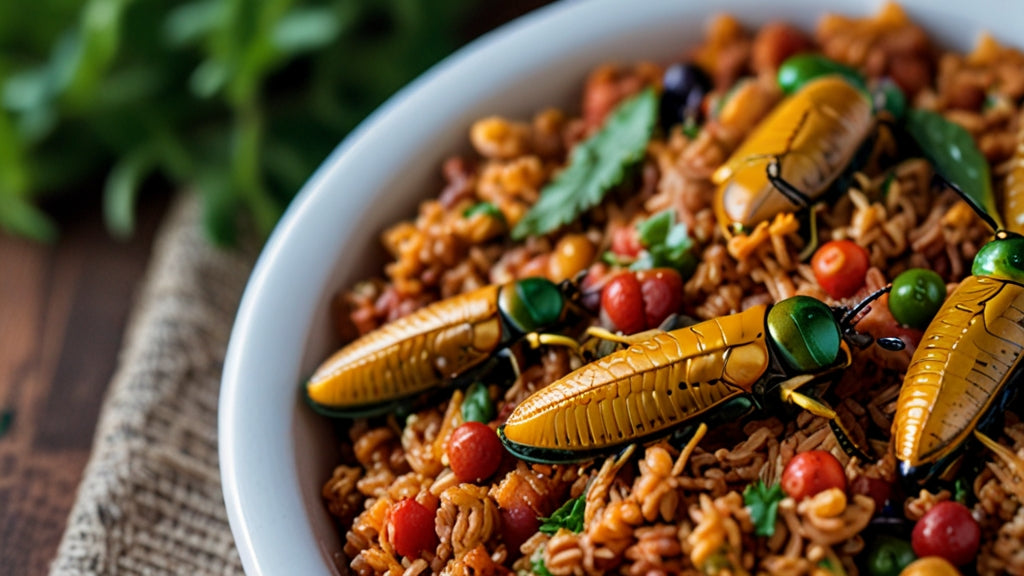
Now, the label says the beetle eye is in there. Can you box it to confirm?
[500,277,564,333]
[767,296,841,373]
[972,233,1024,283]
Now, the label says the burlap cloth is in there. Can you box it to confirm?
[50,193,260,575]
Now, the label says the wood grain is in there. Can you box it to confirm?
[0,191,169,576]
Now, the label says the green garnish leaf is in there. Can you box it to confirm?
[905,108,1003,231]
[681,120,700,139]
[463,201,505,223]
[512,87,657,239]
[818,557,847,575]
[538,493,586,534]
[601,250,633,267]
[630,209,696,275]
[743,480,784,537]
[954,477,970,505]
[461,382,495,424]
[531,550,554,576]
[636,209,673,246]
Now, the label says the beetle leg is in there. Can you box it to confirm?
[525,332,581,354]
[780,380,874,462]
[585,326,664,344]
[796,204,821,262]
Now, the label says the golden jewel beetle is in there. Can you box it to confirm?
[499,292,901,463]
[305,278,576,418]
[893,230,1024,484]
[712,74,874,240]
[888,103,1024,485]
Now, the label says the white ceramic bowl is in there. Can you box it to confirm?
[219,0,1024,573]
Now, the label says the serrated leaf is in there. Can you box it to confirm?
[905,108,1002,231]
[512,87,657,239]
[531,548,554,576]
[743,480,784,537]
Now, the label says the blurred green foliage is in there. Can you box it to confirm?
[0,0,475,243]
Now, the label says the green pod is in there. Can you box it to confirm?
[777,54,866,95]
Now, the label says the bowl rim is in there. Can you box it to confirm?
[219,0,1024,573]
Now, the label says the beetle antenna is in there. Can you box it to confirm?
[837,285,907,351]
[839,284,892,331]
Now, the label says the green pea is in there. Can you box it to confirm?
[777,54,867,95]
[865,535,916,576]
[889,268,947,329]
[461,382,496,424]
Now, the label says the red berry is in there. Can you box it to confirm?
[446,422,504,483]
[911,501,980,567]
[600,273,646,333]
[781,450,847,501]
[811,240,870,300]
[636,268,684,329]
[850,475,894,514]
[500,501,540,553]
[389,498,438,558]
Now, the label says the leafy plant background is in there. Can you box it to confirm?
[0,0,547,244]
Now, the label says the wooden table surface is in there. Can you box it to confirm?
[0,4,553,574]
[0,191,171,575]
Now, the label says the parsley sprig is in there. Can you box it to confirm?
[743,480,785,537]
[538,493,586,534]
[512,87,657,240]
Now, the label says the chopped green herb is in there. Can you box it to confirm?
[512,88,657,239]
[461,382,495,424]
[743,480,785,537]
[702,551,734,574]
[0,409,13,439]
[601,250,633,267]
[538,493,586,534]
[463,202,505,223]
[879,171,896,201]
[955,477,970,505]
[630,209,696,275]
[531,550,554,576]
[905,108,1003,231]
[681,120,700,140]
[818,557,848,575]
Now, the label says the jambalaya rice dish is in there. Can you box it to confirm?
[309,4,1024,575]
